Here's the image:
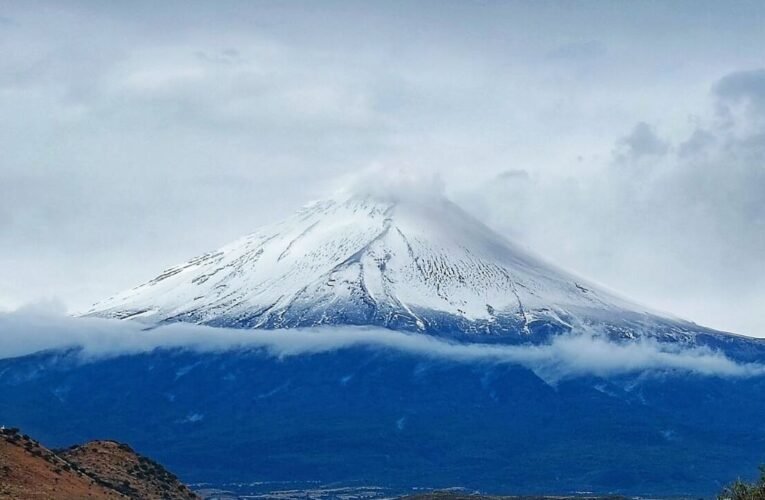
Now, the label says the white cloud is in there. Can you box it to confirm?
[0,309,761,384]
[457,67,765,337]
[333,164,446,204]
[614,122,670,161]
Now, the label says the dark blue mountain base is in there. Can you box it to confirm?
[1,347,764,497]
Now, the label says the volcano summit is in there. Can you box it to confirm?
[86,189,734,345]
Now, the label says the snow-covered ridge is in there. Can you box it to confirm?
[86,190,705,342]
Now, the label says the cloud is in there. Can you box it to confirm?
[678,128,716,158]
[714,68,765,111]
[458,67,765,338]
[496,169,530,181]
[546,40,606,61]
[333,164,446,203]
[614,122,669,161]
[0,309,762,384]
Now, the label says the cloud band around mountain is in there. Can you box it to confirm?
[0,307,762,383]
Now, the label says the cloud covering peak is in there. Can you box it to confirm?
[332,164,446,205]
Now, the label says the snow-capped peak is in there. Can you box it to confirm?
[86,185,690,341]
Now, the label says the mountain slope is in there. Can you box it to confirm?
[60,441,198,500]
[0,427,197,500]
[2,347,765,497]
[85,190,712,342]
[0,429,124,499]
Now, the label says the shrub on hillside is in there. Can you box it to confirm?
[720,466,765,500]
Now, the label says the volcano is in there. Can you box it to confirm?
[86,188,735,344]
[8,187,765,498]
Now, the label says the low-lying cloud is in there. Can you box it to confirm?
[0,308,762,383]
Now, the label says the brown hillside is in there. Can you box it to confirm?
[0,428,124,499]
[0,427,198,500]
[60,440,198,500]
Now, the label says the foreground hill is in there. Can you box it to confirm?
[0,428,122,499]
[0,427,197,499]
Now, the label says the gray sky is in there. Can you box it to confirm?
[1,1,764,336]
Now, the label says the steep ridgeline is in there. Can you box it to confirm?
[85,191,732,344]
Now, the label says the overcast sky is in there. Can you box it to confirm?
[1,1,764,336]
